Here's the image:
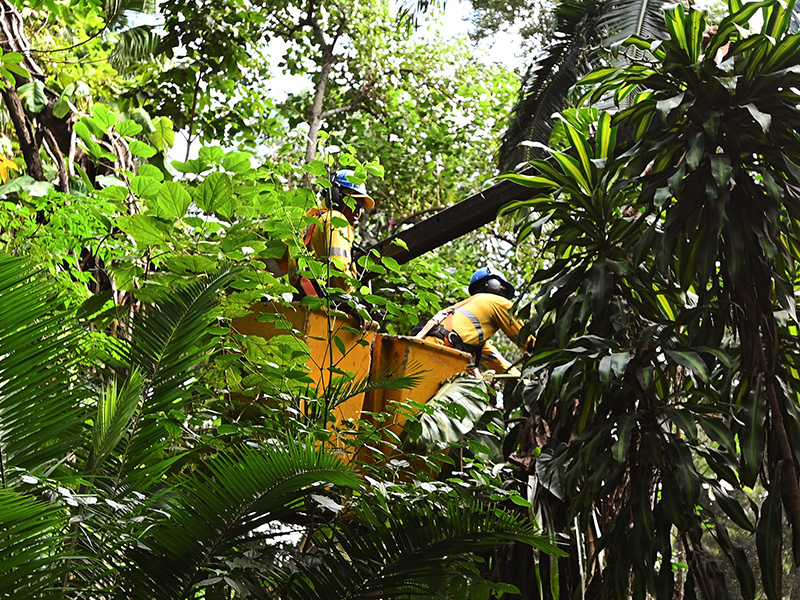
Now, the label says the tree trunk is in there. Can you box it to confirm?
[2,87,45,180]
[304,52,335,164]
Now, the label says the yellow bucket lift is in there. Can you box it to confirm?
[364,335,471,441]
[231,301,376,425]
[232,303,472,450]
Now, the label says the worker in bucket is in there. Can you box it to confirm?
[264,170,373,297]
[296,169,374,297]
[413,266,533,375]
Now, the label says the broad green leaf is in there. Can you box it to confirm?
[199,146,224,164]
[172,158,206,174]
[664,350,709,383]
[117,214,171,246]
[744,103,771,133]
[93,103,117,132]
[714,520,756,599]
[552,152,591,194]
[129,107,155,133]
[131,175,162,199]
[612,416,635,463]
[656,93,685,118]
[595,112,615,159]
[73,120,92,143]
[739,380,766,487]
[686,132,705,170]
[149,116,175,151]
[599,352,631,384]
[18,80,47,114]
[156,181,192,219]
[129,140,157,158]
[52,95,73,119]
[662,406,698,441]
[563,122,593,182]
[195,172,232,214]
[713,485,754,532]
[696,415,736,454]
[165,255,217,273]
[116,119,143,137]
[222,151,252,174]
[636,365,654,390]
[756,472,782,600]
[138,164,165,181]
[497,172,559,189]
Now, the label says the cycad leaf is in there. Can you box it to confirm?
[0,488,67,600]
[126,443,361,599]
[280,498,564,600]
[87,368,146,474]
[109,26,160,72]
[0,254,87,478]
[120,267,238,486]
[403,374,491,451]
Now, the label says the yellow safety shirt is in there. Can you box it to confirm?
[304,208,357,292]
[431,292,530,373]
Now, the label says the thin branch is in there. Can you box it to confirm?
[42,128,69,192]
[319,104,356,119]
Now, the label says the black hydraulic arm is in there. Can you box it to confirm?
[362,167,540,266]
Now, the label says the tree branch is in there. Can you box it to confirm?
[2,87,44,180]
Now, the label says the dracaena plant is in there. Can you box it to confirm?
[579,2,800,597]
[500,107,741,599]
[500,1,800,598]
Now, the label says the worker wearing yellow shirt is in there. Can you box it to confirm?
[414,267,533,375]
[299,170,374,295]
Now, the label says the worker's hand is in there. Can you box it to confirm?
[523,336,536,354]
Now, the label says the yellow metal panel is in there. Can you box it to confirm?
[231,301,375,426]
[365,335,471,440]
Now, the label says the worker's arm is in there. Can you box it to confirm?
[480,339,520,376]
[492,298,535,352]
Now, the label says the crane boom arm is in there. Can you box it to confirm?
[363,168,539,265]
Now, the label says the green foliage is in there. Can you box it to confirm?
[0,251,557,599]
[500,2,800,597]
[404,374,493,452]
[498,0,669,170]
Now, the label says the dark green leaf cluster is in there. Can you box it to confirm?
[500,4,800,596]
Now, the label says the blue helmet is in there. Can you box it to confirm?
[332,170,374,209]
[469,266,515,299]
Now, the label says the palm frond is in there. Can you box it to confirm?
[598,0,669,45]
[0,488,68,600]
[281,498,564,600]
[402,374,491,452]
[324,363,429,407]
[86,368,145,475]
[0,254,88,481]
[499,0,668,171]
[124,442,361,599]
[110,26,161,73]
[118,268,238,488]
[104,0,159,30]
[500,0,603,171]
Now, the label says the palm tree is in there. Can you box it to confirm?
[498,0,669,171]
